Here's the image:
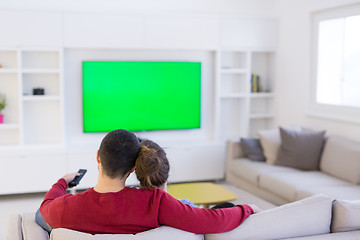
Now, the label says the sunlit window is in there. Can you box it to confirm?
[316,15,360,107]
[310,4,360,123]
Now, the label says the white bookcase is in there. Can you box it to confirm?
[0,48,64,147]
[216,49,276,140]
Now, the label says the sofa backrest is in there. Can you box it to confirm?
[50,226,204,240]
[320,136,360,184]
[205,194,333,240]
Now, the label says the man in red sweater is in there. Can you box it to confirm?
[39,129,258,235]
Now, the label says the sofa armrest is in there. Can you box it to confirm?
[6,214,23,240]
[226,140,245,163]
[21,212,49,240]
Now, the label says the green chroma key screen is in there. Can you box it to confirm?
[83,61,201,132]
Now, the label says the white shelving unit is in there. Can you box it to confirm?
[0,48,64,147]
[216,49,276,140]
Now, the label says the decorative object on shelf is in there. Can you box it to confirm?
[0,64,3,68]
[251,73,262,93]
[33,88,45,95]
[0,93,6,124]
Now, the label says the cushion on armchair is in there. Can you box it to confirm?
[50,226,204,240]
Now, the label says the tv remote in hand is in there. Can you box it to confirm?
[68,169,87,188]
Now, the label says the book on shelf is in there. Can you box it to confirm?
[250,73,262,93]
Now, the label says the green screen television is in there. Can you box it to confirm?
[83,61,201,132]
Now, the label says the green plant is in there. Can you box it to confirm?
[0,93,6,113]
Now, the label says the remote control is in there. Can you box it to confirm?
[68,169,87,188]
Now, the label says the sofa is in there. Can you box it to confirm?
[6,194,360,240]
[226,127,360,205]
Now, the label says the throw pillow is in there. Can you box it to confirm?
[257,128,281,164]
[275,127,326,170]
[331,199,360,233]
[206,194,332,240]
[240,138,265,161]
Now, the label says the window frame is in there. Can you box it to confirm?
[309,3,360,123]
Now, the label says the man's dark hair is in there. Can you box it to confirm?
[99,129,141,179]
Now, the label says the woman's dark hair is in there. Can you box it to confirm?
[135,140,169,189]
[99,129,141,179]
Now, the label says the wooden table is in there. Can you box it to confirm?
[167,182,238,208]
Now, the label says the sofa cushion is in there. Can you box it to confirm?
[6,214,23,240]
[229,158,299,186]
[22,212,49,240]
[276,127,325,170]
[51,226,204,240]
[205,194,332,240]
[282,231,360,239]
[259,171,352,202]
[331,199,360,233]
[240,138,265,161]
[320,136,360,184]
[257,128,281,164]
[296,186,360,201]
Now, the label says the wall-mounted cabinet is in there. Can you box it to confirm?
[0,48,64,147]
[216,49,276,140]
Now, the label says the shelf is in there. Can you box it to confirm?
[21,51,60,69]
[0,50,18,69]
[0,48,63,148]
[0,69,18,73]
[220,68,247,74]
[21,69,60,74]
[0,124,20,130]
[250,92,274,98]
[249,113,274,119]
[217,50,275,140]
[22,95,61,101]
[220,93,248,99]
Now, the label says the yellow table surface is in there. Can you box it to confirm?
[167,182,237,206]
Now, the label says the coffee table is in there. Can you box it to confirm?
[167,182,238,208]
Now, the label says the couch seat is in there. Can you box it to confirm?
[259,171,353,202]
[297,185,360,201]
[229,159,300,185]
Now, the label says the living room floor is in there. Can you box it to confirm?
[0,182,275,239]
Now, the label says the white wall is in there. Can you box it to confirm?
[274,0,360,141]
[0,0,277,18]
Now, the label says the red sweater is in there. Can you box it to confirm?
[40,179,253,235]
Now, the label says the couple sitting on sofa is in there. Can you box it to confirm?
[35,129,260,235]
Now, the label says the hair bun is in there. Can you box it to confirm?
[135,140,169,189]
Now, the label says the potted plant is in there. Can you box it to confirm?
[0,93,6,124]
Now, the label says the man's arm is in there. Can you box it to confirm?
[39,172,79,227]
[158,192,254,234]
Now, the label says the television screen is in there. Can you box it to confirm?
[83,61,201,132]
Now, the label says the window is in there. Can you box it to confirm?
[310,4,360,122]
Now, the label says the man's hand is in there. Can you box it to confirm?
[248,204,262,214]
[62,172,81,185]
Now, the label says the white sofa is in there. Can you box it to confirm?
[6,194,360,240]
[226,133,360,205]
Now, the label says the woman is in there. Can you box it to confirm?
[135,139,235,208]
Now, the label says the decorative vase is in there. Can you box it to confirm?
[0,113,3,124]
